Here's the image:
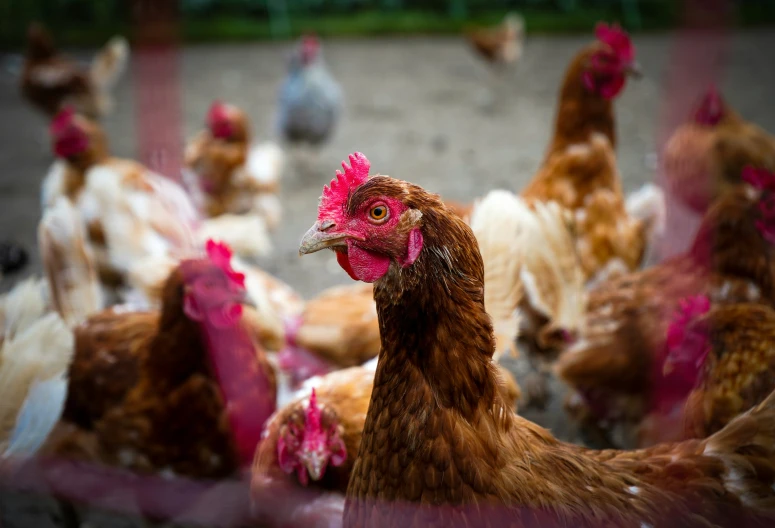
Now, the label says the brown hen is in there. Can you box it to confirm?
[298,154,775,528]
[664,86,775,214]
[559,179,775,449]
[44,242,277,479]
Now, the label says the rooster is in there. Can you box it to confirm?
[184,101,285,231]
[276,35,342,155]
[20,22,128,120]
[663,86,775,214]
[558,168,775,449]
[38,241,276,479]
[300,151,775,528]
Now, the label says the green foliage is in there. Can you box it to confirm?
[0,0,772,49]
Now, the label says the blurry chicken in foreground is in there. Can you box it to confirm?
[471,190,585,408]
[464,13,525,108]
[277,35,342,171]
[637,296,775,447]
[663,86,775,215]
[20,241,278,479]
[184,101,285,232]
[559,169,775,449]
[20,22,128,120]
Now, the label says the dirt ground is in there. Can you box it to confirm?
[1,31,775,527]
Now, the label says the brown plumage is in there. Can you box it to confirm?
[558,185,775,449]
[298,174,775,528]
[637,303,775,447]
[21,22,128,119]
[45,258,276,479]
[664,88,775,213]
[519,37,650,282]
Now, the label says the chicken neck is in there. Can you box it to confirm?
[545,46,616,158]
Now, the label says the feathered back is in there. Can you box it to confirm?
[39,196,103,326]
[89,36,129,91]
[0,284,73,456]
[471,190,586,360]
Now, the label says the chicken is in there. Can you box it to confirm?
[558,171,775,449]
[184,101,285,231]
[663,86,775,214]
[465,13,524,69]
[277,35,342,149]
[0,278,72,459]
[21,22,128,119]
[41,241,277,479]
[519,23,662,283]
[42,108,272,301]
[299,152,775,528]
[470,189,585,408]
[635,296,775,447]
[42,108,199,292]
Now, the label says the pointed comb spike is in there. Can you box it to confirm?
[305,388,322,434]
[318,152,372,220]
[205,239,245,288]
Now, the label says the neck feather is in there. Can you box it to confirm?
[372,205,500,419]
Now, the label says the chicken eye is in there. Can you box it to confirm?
[369,205,388,222]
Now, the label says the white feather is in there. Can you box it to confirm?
[3,374,67,459]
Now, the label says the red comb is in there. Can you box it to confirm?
[50,106,76,136]
[742,166,775,193]
[595,22,634,63]
[205,239,245,288]
[305,388,322,436]
[665,295,711,352]
[318,152,371,219]
[206,101,234,140]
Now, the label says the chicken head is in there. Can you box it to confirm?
[299,152,423,283]
[277,388,346,486]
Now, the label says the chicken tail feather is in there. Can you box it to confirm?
[3,374,67,459]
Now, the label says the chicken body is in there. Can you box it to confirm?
[21,22,128,119]
[520,33,658,284]
[558,185,775,448]
[184,102,284,232]
[277,36,342,147]
[44,256,277,480]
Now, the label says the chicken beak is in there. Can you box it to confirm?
[299,220,352,255]
[626,61,643,79]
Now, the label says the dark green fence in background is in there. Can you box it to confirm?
[1,0,773,49]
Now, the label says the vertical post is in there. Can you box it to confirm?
[655,0,732,259]
[130,0,184,181]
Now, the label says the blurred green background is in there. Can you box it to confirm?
[2,0,775,49]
